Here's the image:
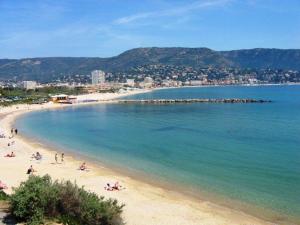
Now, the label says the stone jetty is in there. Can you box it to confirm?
[116,99,272,104]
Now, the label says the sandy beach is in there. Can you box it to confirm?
[0,90,275,225]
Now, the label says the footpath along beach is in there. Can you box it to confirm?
[0,90,275,225]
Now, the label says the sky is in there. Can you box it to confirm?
[0,0,300,58]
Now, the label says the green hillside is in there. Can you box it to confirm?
[1,47,300,82]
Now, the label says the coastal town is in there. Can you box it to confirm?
[1,66,299,105]
[109,65,300,86]
[1,65,300,89]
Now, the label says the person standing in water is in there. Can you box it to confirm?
[14,129,18,135]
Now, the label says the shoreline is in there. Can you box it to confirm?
[154,82,300,91]
[0,90,278,225]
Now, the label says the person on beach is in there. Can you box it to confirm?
[79,162,87,171]
[5,151,15,157]
[36,152,42,160]
[112,182,123,190]
[55,153,58,163]
[26,165,36,174]
[7,141,15,146]
[37,152,42,159]
[14,128,18,135]
[105,182,124,191]
[10,128,14,135]
[104,183,113,191]
[61,153,64,162]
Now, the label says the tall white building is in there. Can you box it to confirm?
[91,70,105,85]
[22,81,37,90]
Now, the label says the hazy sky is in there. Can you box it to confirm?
[1,0,299,58]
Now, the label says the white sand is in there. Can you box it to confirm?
[0,90,275,225]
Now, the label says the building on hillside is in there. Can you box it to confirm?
[248,78,258,84]
[22,81,37,90]
[138,77,153,88]
[144,77,153,84]
[162,79,181,87]
[125,79,135,87]
[91,70,105,85]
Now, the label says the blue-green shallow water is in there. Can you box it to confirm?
[16,86,300,223]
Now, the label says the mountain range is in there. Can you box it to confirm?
[0,47,300,82]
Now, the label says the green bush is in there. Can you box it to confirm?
[0,190,9,201]
[10,175,124,225]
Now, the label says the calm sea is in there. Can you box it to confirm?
[16,85,300,224]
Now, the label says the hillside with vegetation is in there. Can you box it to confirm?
[1,47,300,82]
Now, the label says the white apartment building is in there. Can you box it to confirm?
[91,70,105,85]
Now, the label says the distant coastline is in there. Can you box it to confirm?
[155,82,300,90]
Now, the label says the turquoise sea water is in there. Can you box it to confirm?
[16,86,300,223]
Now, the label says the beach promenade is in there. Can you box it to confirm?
[0,91,275,225]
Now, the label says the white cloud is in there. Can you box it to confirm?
[115,12,155,25]
[114,0,232,25]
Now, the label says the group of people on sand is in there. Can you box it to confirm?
[6,128,17,146]
[104,182,124,191]
[10,128,18,136]
[78,162,125,191]
[31,152,42,160]
[1,126,126,193]
[3,157,125,192]
[55,153,65,163]
[7,140,15,146]
[1,128,17,190]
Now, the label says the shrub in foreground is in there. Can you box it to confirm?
[10,175,124,225]
[0,190,9,201]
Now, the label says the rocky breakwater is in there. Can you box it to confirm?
[117,99,272,104]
